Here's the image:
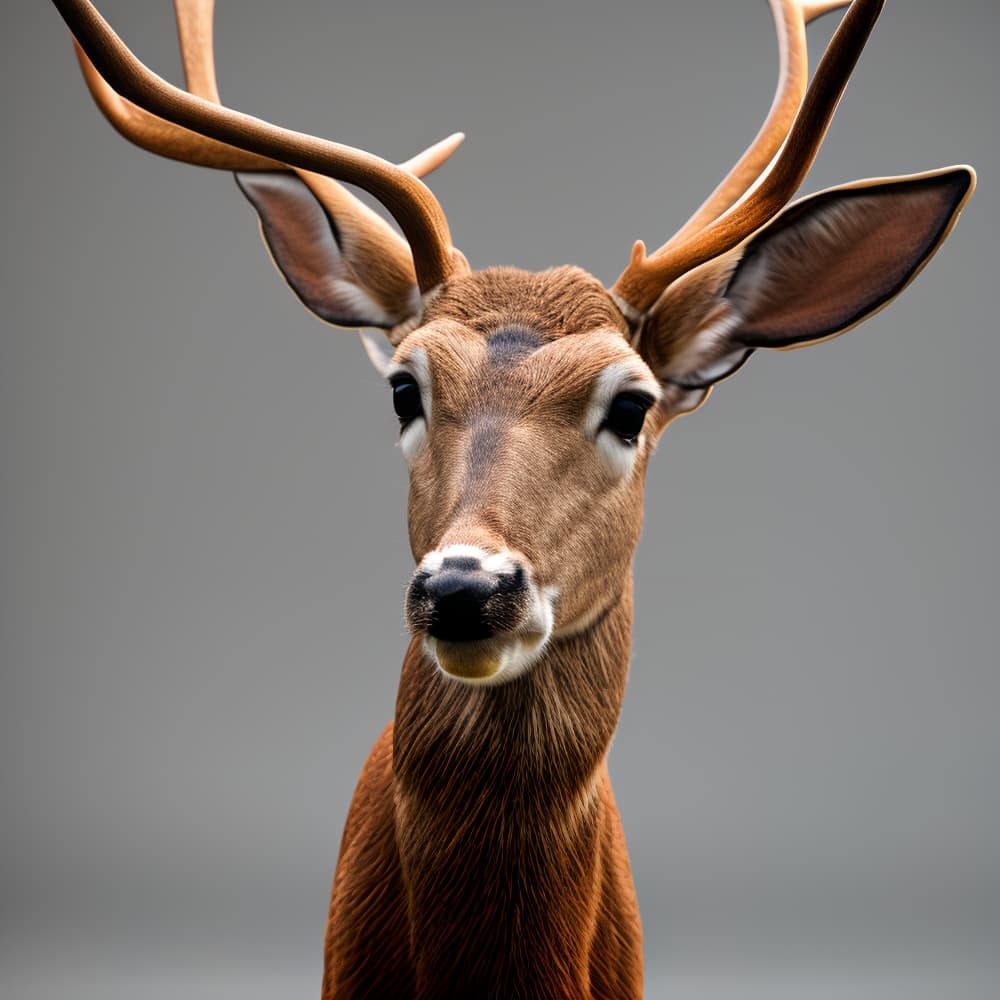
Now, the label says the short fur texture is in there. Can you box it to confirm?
[322,270,647,999]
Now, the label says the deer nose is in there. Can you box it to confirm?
[406,554,528,642]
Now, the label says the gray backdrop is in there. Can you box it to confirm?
[4,1,997,997]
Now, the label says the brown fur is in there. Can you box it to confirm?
[424,266,630,340]
[324,597,642,1000]
[323,268,648,998]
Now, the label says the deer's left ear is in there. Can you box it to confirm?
[640,167,975,418]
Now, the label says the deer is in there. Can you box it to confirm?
[52,0,975,996]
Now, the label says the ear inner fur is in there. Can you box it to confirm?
[730,169,974,347]
[641,168,975,397]
[236,171,419,331]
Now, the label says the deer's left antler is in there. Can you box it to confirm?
[612,0,883,318]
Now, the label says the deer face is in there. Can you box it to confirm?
[391,268,657,683]
[59,0,974,682]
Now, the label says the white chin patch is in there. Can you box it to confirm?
[425,630,548,686]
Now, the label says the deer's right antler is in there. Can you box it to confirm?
[55,0,465,296]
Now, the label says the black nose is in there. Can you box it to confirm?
[406,557,527,642]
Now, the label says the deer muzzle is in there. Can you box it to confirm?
[405,546,554,682]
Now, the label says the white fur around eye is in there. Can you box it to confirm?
[399,417,427,463]
[387,348,432,465]
[594,431,641,479]
[584,361,660,479]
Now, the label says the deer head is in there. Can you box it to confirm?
[55,0,974,686]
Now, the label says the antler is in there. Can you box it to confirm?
[54,0,464,295]
[73,2,464,176]
[612,0,884,318]
[668,0,847,245]
[73,38,280,170]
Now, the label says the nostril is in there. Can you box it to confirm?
[495,565,526,594]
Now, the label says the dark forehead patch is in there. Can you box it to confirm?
[486,326,542,369]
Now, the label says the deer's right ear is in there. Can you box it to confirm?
[236,171,422,343]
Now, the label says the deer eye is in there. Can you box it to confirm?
[390,373,424,426]
[602,392,653,444]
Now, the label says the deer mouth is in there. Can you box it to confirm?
[424,629,552,683]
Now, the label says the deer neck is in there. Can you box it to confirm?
[390,581,634,991]
[394,579,633,803]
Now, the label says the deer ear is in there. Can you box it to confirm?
[640,167,974,415]
[235,171,421,341]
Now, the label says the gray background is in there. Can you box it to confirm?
[4,1,997,997]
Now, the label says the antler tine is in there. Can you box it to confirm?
[56,0,461,293]
[398,133,467,178]
[800,1,854,20]
[173,0,220,104]
[612,0,884,318]
[669,0,848,245]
